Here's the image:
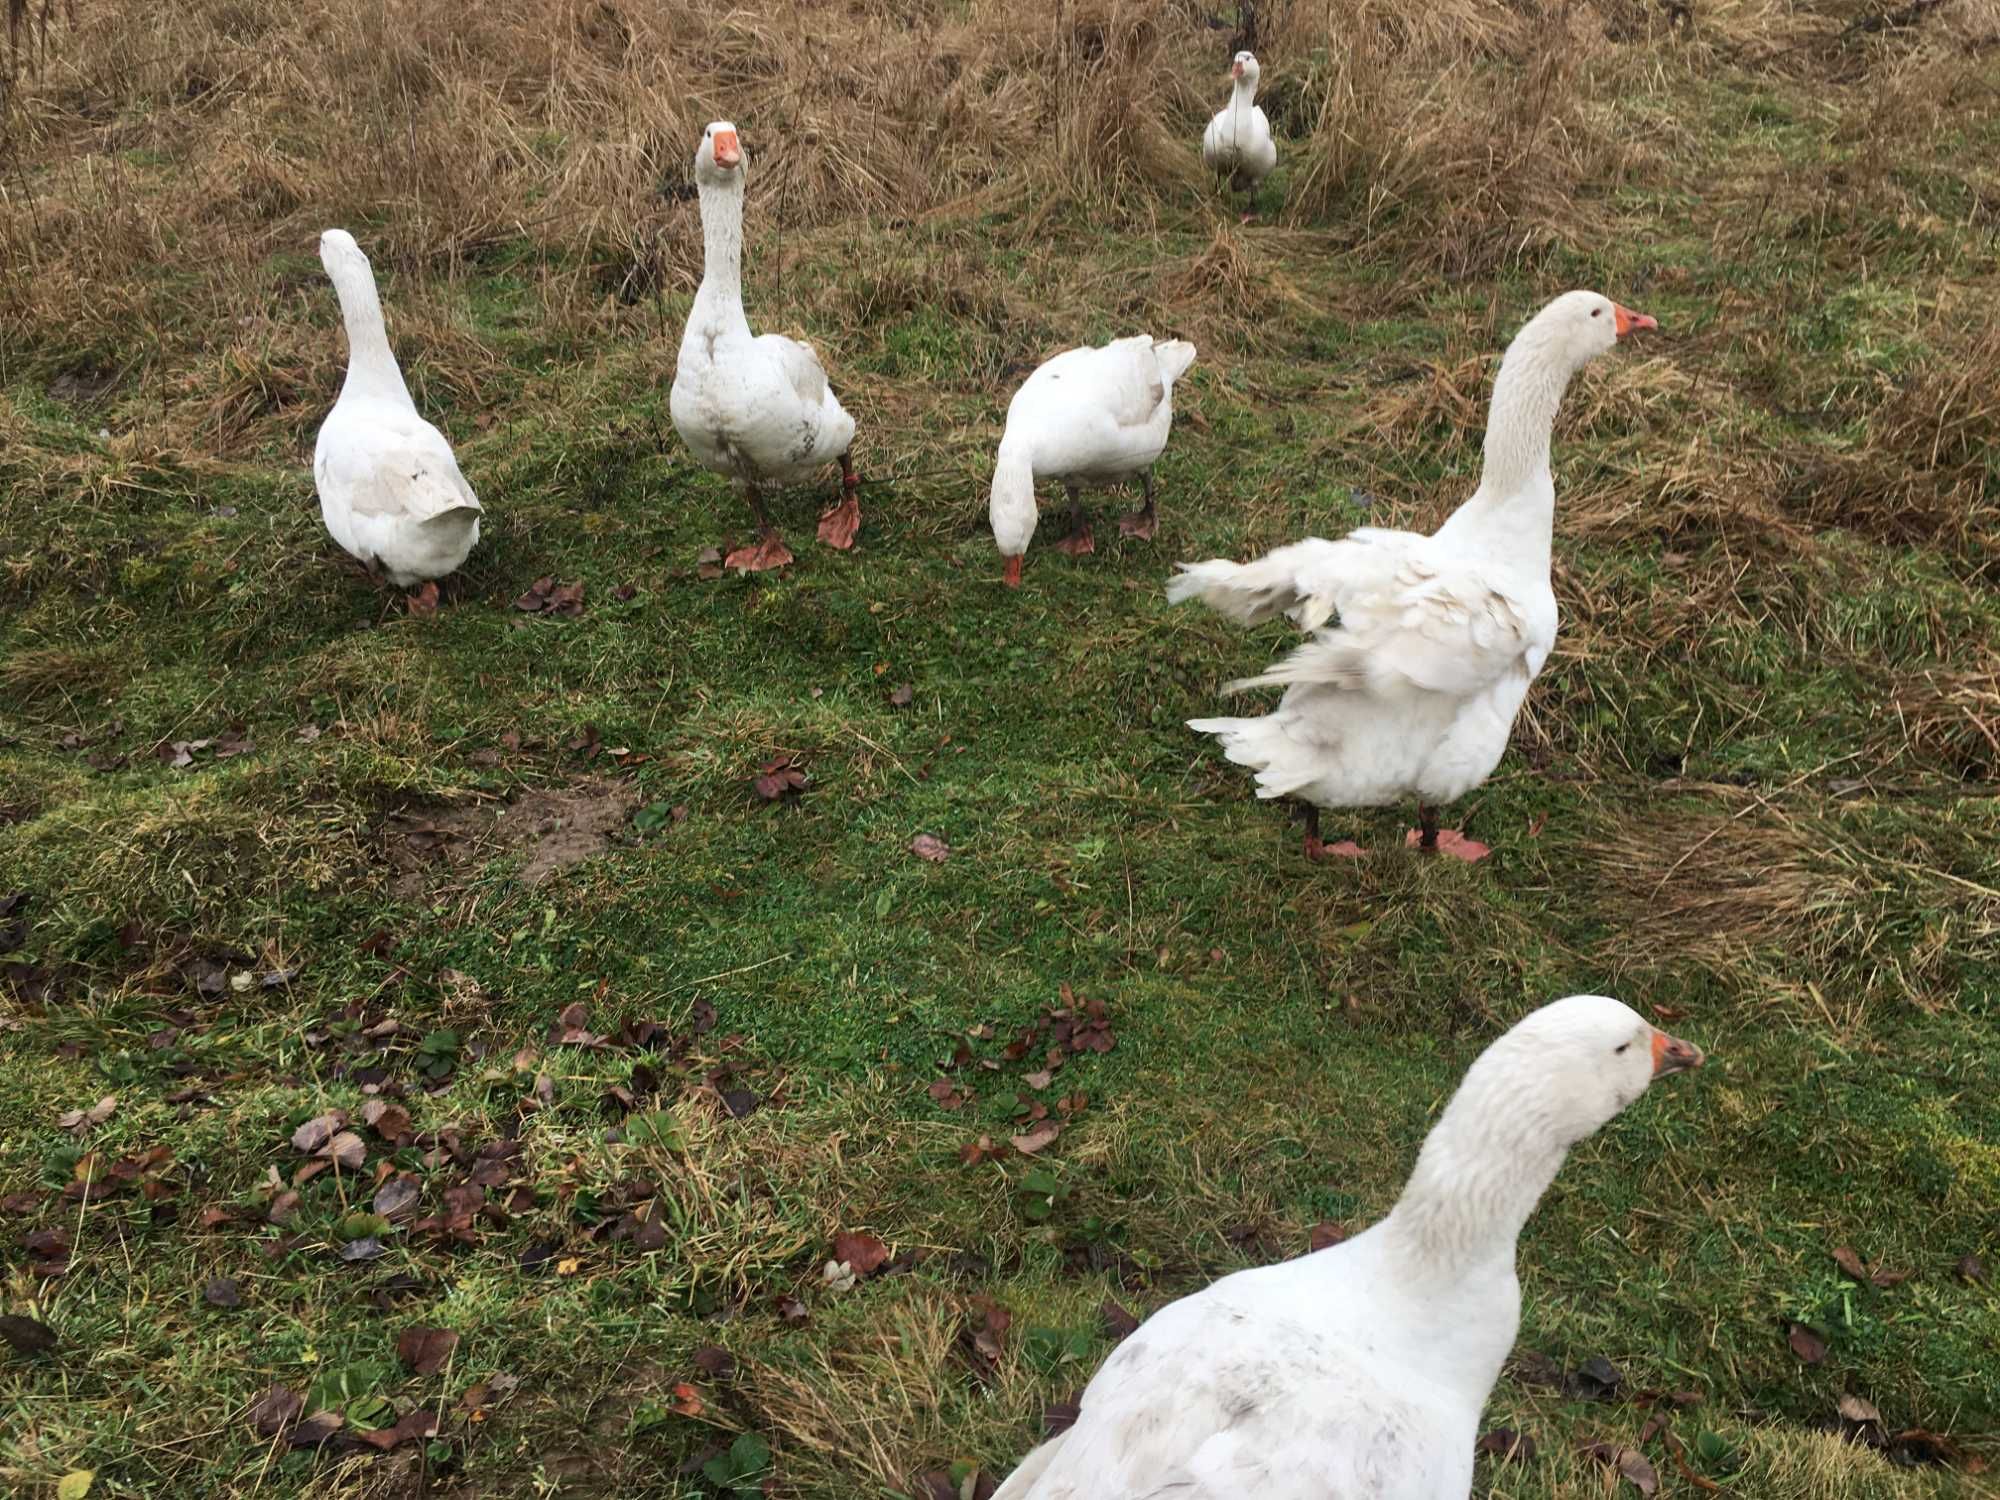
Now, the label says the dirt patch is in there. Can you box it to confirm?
[380,779,640,896]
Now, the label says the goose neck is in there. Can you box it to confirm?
[331,265,412,407]
[695,176,747,320]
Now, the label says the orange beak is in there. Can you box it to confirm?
[1230,61,1244,78]
[1650,1029,1704,1076]
[1002,554,1023,589]
[711,129,741,169]
[1613,303,1657,339]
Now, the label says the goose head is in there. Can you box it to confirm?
[695,120,746,187]
[1229,51,1261,88]
[1523,290,1657,372]
[318,228,371,283]
[1472,994,1703,1150]
[989,445,1037,588]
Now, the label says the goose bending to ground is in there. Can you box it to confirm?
[990,336,1197,587]
[313,229,483,602]
[991,994,1705,1500]
[1202,51,1277,220]
[671,121,860,573]
[1169,291,1656,861]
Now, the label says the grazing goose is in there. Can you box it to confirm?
[990,336,1198,587]
[1202,51,1278,219]
[313,229,483,599]
[991,994,1705,1500]
[1169,291,1656,860]
[670,121,860,573]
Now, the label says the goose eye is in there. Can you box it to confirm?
[1591,308,1602,317]
[1614,1041,1631,1054]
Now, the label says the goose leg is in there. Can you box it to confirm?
[1119,471,1159,540]
[1405,804,1491,862]
[1051,485,1095,556]
[725,488,794,573]
[1299,801,1365,860]
[817,452,862,550]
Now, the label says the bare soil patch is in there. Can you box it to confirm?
[381,778,640,896]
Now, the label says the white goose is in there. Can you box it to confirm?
[671,121,859,573]
[1169,291,1656,860]
[990,336,1197,587]
[1202,51,1277,218]
[313,229,483,595]
[991,994,1705,1500]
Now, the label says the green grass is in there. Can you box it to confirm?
[4,18,2000,1500]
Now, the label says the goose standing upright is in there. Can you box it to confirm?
[1170,291,1656,861]
[313,229,483,601]
[671,121,860,573]
[989,336,1197,587]
[1202,51,1277,220]
[990,994,1706,1500]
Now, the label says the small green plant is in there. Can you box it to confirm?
[1022,1325,1094,1373]
[414,1029,460,1083]
[702,1432,771,1495]
[1014,1166,1070,1223]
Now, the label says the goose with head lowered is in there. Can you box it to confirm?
[1169,290,1656,861]
[1202,51,1277,220]
[671,121,860,573]
[313,229,483,605]
[990,993,1705,1500]
[989,336,1197,587]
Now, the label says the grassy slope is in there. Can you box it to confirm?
[3,3,1999,1497]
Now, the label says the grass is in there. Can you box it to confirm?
[3,0,1999,1495]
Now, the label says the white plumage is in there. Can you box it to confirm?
[1170,290,1657,856]
[1202,52,1277,205]
[992,995,1705,1500]
[670,121,860,572]
[313,230,482,590]
[989,336,1197,586]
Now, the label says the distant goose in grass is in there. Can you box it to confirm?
[313,229,483,600]
[1202,51,1277,220]
[989,336,1197,587]
[671,121,860,573]
[1170,292,1656,861]
[990,993,1706,1500]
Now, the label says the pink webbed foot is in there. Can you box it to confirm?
[1404,827,1491,862]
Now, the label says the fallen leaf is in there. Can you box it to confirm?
[373,1175,421,1222]
[324,1132,366,1171]
[291,1112,346,1154]
[1010,1119,1063,1154]
[286,1410,346,1448]
[1022,1069,1053,1091]
[56,1470,94,1499]
[246,1384,303,1437]
[889,683,913,708]
[1787,1322,1829,1364]
[1308,1221,1347,1252]
[822,1259,858,1292]
[0,1314,58,1354]
[752,756,808,802]
[832,1230,890,1277]
[1578,1440,1659,1495]
[909,833,950,863]
[396,1325,461,1375]
[1832,1245,1868,1281]
[1870,1266,1912,1288]
[338,1237,385,1263]
[1510,1350,1564,1389]
[1956,1253,1987,1285]
[693,1345,735,1380]
[1100,1298,1139,1340]
[1477,1428,1537,1463]
[1838,1394,1883,1425]
[1568,1356,1622,1401]
[775,1294,809,1325]
[958,1134,1006,1165]
[203,1278,241,1308]
[57,1095,117,1132]
[928,1079,970,1111]
[720,1087,760,1119]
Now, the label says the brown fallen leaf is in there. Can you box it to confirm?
[693,1345,735,1379]
[1476,1428,1537,1463]
[1010,1119,1063,1154]
[1577,1440,1659,1495]
[57,1095,117,1132]
[291,1112,347,1155]
[909,833,950,863]
[1308,1221,1348,1252]
[888,683,914,708]
[1955,1253,1987,1285]
[1838,1393,1884,1425]
[1787,1322,1829,1364]
[0,1314,58,1354]
[832,1230,890,1277]
[1101,1298,1139,1341]
[246,1384,303,1437]
[203,1278,242,1309]
[396,1325,460,1375]
[958,1134,1007,1165]
[752,756,808,802]
[1832,1245,1868,1281]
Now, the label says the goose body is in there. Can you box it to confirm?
[990,335,1197,585]
[670,121,859,571]
[1169,291,1655,855]
[1202,52,1277,196]
[991,995,1705,1500]
[313,230,482,589]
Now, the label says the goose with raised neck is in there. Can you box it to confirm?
[990,995,1705,1500]
[988,335,1197,587]
[311,229,483,595]
[1202,51,1277,218]
[669,120,860,573]
[1169,290,1655,862]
